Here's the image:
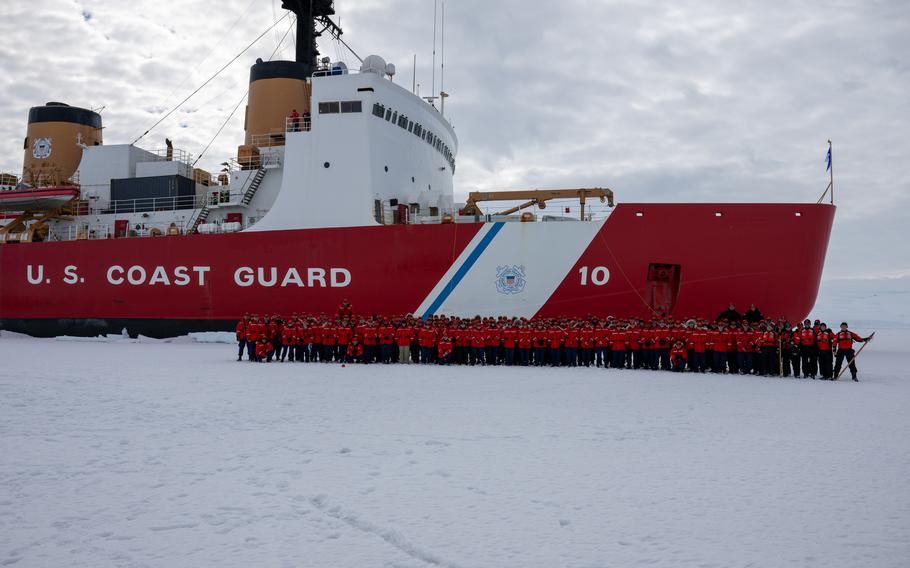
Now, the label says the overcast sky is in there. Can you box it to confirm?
[0,0,907,284]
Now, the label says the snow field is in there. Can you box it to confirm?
[1,332,908,567]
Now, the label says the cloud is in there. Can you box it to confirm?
[0,0,907,282]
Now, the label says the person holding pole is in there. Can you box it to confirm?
[833,322,871,381]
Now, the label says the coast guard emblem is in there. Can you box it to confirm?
[32,138,52,159]
[495,265,526,295]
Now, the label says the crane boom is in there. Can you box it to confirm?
[461,188,615,220]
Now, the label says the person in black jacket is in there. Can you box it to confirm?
[743,304,764,323]
[717,303,742,322]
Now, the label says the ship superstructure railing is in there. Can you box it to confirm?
[247,118,311,148]
[219,152,282,173]
[147,147,193,164]
[53,219,194,242]
[102,194,205,215]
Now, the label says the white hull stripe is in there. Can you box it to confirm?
[416,220,604,319]
[419,222,505,319]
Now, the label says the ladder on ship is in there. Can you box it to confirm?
[241,168,266,206]
[188,205,210,234]
[187,167,265,234]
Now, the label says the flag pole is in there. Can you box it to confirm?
[828,140,834,204]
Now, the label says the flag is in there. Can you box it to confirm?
[826,147,832,171]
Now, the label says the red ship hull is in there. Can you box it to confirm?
[0,203,835,337]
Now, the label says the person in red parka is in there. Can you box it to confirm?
[361,323,379,363]
[469,326,486,365]
[833,322,870,381]
[485,326,501,366]
[502,325,518,366]
[247,316,265,361]
[255,337,273,362]
[378,321,396,363]
[396,324,414,364]
[280,319,296,362]
[532,326,548,366]
[610,326,627,369]
[437,335,454,365]
[796,319,818,378]
[547,325,565,367]
[337,299,353,318]
[321,322,337,363]
[686,326,707,373]
[517,324,533,366]
[815,323,835,379]
[346,339,364,363]
[235,313,250,361]
[419,325,438,364]
[670,340,688,372]
[594,324,610,368]
[579,325,595,367]
[564,324,580,367]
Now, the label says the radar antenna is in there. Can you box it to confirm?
[281,0,344,77]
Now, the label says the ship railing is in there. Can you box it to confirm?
[219,152,283,172]
[247,118,310,148]
[90,194,207,215]
[147,147,194,164]
[0,172,18,188]
[284,115,311,134]
[311,66,359,78]
[53,219,194,242]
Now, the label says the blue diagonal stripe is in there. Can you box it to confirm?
[422,222,505,320]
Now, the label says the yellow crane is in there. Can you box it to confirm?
[461,188,614,221]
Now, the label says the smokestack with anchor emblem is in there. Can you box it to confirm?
[22,102,102,188]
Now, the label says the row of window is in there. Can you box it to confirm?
[371,103,455,173]
[318,100,363,114]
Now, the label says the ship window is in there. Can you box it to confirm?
[341,100,362,113]
[385,108,392,121]
[318,101,340,114]
[398,115,408,128]
[408,121,414,132]
[372,103,385,117]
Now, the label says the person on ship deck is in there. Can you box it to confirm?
[288,109,300,132]
[717,303,742,322]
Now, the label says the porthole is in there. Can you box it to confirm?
[324,162,330,168]
[384,166,389,172]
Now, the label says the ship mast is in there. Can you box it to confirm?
[281,0,344,77]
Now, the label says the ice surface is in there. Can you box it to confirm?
[1,330,908,567]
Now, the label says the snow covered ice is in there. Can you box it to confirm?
[1,331,909,567]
